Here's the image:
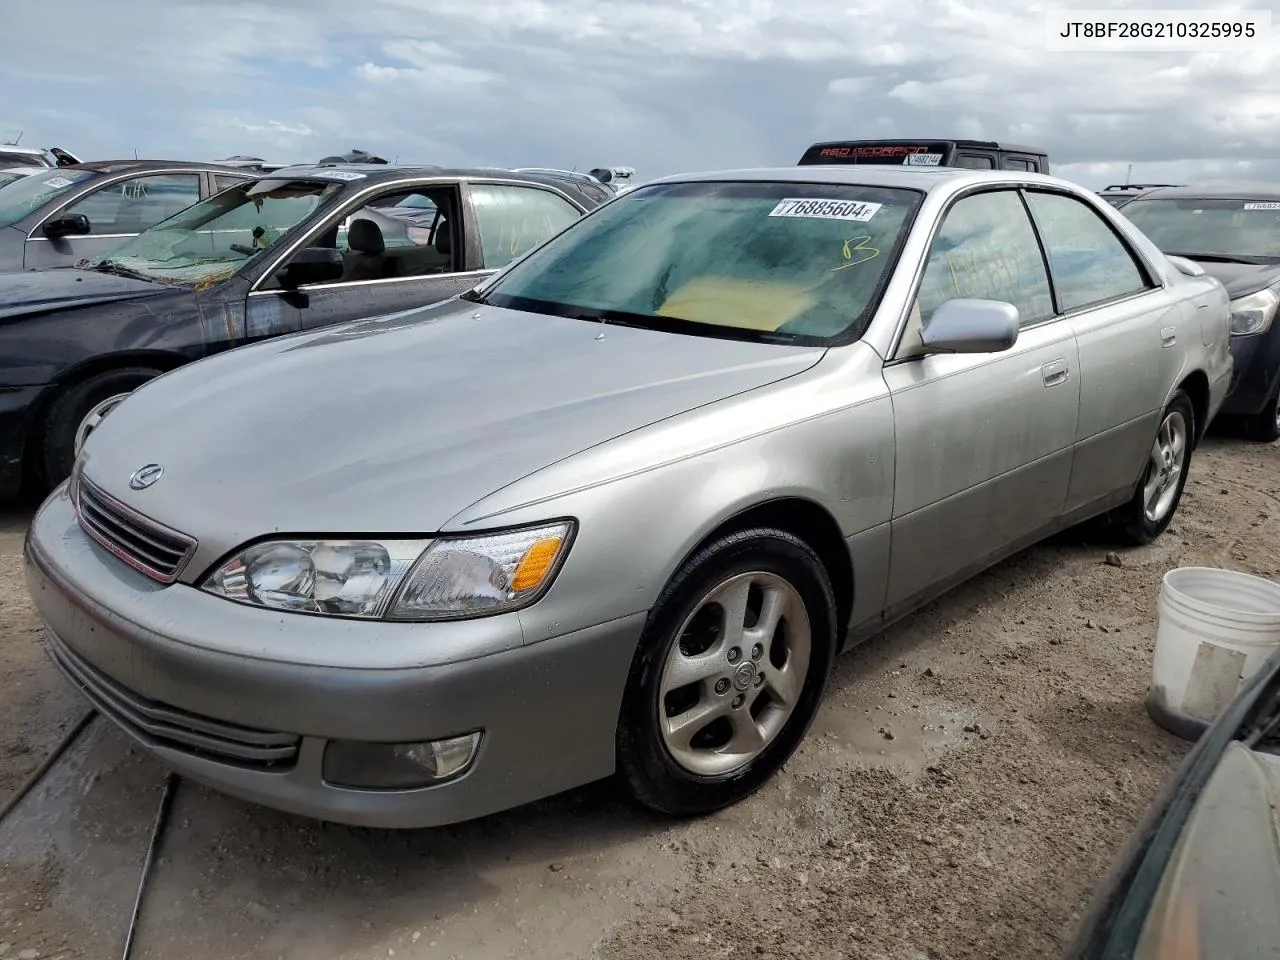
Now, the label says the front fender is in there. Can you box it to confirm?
[449,346,897,643]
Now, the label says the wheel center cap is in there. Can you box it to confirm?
[732,662,756,691]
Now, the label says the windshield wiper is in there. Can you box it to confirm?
[1167,252,1280,266]
[91,259,149,280]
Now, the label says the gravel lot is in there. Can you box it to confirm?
[2,435,1277,960]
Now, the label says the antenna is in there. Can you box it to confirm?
[1125,163,1132,185]
[134,148,139,160]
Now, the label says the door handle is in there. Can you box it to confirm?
[1160,326,1177,347]
[1041,359,1069,387]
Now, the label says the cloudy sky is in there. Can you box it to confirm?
[1,0,1277,189]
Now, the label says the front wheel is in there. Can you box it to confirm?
[1108,389,1195,546]
[35,366,162,491]
[615,527,837,817]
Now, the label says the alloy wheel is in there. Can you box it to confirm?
[1143,409,1188,523]
[657,571,811,777]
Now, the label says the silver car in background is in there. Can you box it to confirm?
[25,166,1232,828]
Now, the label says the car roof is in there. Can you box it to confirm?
[1126,182,1280,201]
[644,165,1071,193]
[262,164,605,194]
[0,144,51,159]
[60,159,260,175]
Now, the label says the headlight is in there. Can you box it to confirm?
[1229,287,1279,336]
[202,521,574,621]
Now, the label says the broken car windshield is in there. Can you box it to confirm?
[88,179,346,286]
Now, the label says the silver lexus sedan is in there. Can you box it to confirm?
[24,165,1233,828]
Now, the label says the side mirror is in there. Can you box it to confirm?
[921,298,1019,354]
[276,247,344,289]
[43,213,91,239]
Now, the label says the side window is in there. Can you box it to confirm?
[214,174,248,193]
[64,174,200,235]
[954,154,995,170]
[274,187,460,285]
[915,190,1055,329]
[1024,191,1151,311]
[1002,157,1034,171]
[469,183,582,269]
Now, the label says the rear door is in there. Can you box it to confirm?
[1020,188,1174,513]
[462,180,587,272]
[24,172,202,269]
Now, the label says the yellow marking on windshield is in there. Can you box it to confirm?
[833,235,880,271]
[656,276,813,330]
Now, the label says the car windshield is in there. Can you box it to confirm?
[0,169,96,228]
[1122,197,1280,262]
[476,180,922,344]
[0,171,31,189]
[91,178,346,286]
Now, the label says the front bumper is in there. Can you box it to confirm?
[1222,330,1280,417]
[23,488,645,828]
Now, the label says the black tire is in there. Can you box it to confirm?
[1108,389,1196,546]
[1244,380,1280,443]
[35,366,162,491]
[616,527,837,817]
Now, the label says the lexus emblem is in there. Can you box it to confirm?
[129,464,164,490]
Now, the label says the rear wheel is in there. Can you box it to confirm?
[1108,390,1194,545]
[35,367,161,491]
[616,527,836,817]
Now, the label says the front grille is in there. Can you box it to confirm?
[45,629,300,770]
[74,473,196,584]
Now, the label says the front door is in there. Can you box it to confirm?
[24,173,202,269]
[249,184,483,334]
[881,187,1081,608]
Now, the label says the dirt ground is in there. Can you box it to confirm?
[1,435,1277,960]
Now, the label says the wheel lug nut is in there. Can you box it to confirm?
[732,694,745,709]
[751,644,763,661]
[754,673,764,687]
[727,647,741,663]
[715,678,730,695]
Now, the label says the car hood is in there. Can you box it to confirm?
[79,300,826,555]
[1193,260,1280,300]
[0,266,170,321]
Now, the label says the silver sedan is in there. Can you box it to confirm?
[24,165,1233,828]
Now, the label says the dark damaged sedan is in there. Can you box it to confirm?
[0,164,597,496]
[1123,185,1280,440]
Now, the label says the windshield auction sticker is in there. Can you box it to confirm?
[43,176,73,188]
[904,153,943,166]
[1243,201,1280,211]
[316,170,366,181]
[768,198,882,222]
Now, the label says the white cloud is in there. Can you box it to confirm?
[0,0,1276,188]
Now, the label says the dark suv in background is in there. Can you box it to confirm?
[797,138,1050,173]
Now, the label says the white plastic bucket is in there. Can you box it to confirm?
[1148,567,1280,739]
